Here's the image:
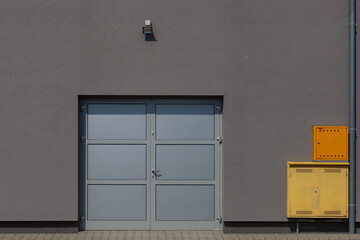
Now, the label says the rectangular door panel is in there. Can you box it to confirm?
[88,145,146,180]
[155,104,214,140]
[87,185,146,221]
[88,104,146,140]
[156,185,215,221]
[156,145,214,180]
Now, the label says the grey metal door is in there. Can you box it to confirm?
[81,100,151,230]
[150,100,222,230]
[80,99,222,230]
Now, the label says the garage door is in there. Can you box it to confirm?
[79,99,222,230]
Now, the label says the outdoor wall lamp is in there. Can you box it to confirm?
[143,20,153,35]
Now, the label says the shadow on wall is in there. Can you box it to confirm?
[223,221,351,233]
[145,34,157,42]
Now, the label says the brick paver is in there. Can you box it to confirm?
[0,231,359,240]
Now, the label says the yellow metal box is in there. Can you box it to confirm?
[313,126,348,160]
[287,162,349,218]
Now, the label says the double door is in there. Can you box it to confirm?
[80,99,222,230]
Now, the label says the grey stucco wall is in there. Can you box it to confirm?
[0,0,356,222]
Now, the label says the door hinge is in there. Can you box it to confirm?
[216,216,223,223]
[216,136,223,144]
[80,136,86,142]
[216,106,222,113]
[80,105,87,112]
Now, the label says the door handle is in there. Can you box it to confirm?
[151,169,161,178]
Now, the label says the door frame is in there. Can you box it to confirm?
[79,98,223,231]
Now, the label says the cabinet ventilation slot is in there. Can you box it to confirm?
[324,211,341,215]
[324,169,341,173]
[295,169,313,173]
[296,211,312,215]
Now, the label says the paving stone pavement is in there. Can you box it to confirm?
[0,232,360,240]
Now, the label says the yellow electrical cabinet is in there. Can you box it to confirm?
[287,162,349,218]
[313,126,348,160]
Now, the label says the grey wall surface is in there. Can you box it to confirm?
[0,0,356,222]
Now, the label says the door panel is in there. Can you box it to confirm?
[155,104,215,140]
[88,104,146,140]
[88,145,146,180]
[87,185,146,221]
[156,185,215,221]
[156,145,215,180]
